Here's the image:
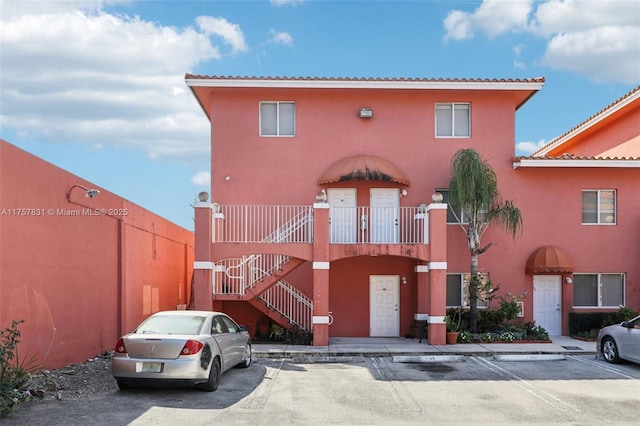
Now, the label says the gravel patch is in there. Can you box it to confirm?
[26,352,118,401]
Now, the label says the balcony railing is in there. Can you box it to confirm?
[330,206,426,244]
[213,205,427,244]
[215,205,313,243]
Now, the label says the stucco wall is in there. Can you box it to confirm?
[0,140,194,370]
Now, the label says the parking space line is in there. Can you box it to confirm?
[471,356,581,414]
[567,355,638,379]
[244,358,286,409]
[370,357,422,413]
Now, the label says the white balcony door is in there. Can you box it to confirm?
[370,275,399,336]
[533,275,562,336]
[370,188,399,243]
[328,188,357,243]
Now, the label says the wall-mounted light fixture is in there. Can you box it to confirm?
[67,183,100,200]
[316,189,327,203]
[401,189,408,197]
[565,277,573,284]
[224,176,231,182]
[402,277,407,285]
[359,108,373,119]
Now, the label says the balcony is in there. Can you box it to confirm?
[212,204,429,245]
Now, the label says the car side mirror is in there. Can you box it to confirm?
[239,325,248,332]
[621,321,631,328]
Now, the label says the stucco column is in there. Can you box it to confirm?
[193,199,213,311]
[415,264,429,322]
[312,202,330,346]
[427,199,448,345]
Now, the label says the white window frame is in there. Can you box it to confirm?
[446,273,489,308]
[573,273,625,308]
[435,102,470,138]
[581,189,616,225]
[438,189,468,225]
[259,101,295,137]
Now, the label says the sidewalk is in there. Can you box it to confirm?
[252,336,597,359]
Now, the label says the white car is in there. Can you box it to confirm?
[597,314,640,365]
[112,310,252,391]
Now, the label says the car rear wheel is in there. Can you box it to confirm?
[201,358,221,392]
[602,337,621,364]
[238,343,252,368]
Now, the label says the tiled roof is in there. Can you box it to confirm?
[514,154,640,161]
[512,154,640,168]
[533,85,640,156]
[184,74,545,84]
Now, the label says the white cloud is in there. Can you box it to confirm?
[191,171,211,186]
[540,26,640,83]
[0,3,250,163]
[443,0,640,84]
[267,29,294,47]
[444,0,532,41]
[516,139,547,155]
[195,16,248,54]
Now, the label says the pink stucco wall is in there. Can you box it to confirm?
[0,140,194,369]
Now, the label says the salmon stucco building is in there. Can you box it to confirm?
[185,76,640,346]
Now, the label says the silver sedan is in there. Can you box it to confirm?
[112,310,252,391]
[597,314,640,364]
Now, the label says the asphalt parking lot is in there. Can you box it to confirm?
[7,355,640,426]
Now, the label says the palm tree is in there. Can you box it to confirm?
[448,148,522,333]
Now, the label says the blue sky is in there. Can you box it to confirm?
[1,0,639,230]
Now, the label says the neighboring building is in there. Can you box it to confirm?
[185,75,640,345]
[0,140,194,369]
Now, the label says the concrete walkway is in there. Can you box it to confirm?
[252,336,597,359]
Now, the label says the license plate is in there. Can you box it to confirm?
[141,362,162,373]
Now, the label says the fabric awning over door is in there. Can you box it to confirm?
[525,245,574,274]
[318,154,410,186]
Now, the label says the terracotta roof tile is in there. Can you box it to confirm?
[512,154,640,161]
[184,74,546,84]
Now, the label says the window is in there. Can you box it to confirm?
[582,190,616,224]
[436,103,470,137]
[438,189,468,224]
[573,273,625,307]
[446,273,489,307]
[260,101,295,136]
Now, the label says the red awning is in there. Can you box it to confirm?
[525,245,574,274]
[318,154,410,186]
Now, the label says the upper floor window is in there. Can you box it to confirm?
[436,103,470,137]
[260,101,295,136]
[582,190,616,225]
[573,273,625,307]
[438,189,468,224]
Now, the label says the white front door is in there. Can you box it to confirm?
[533,275,562,336]
[370,275,399,336]
[370,188,399,243]
[328,188,357,243]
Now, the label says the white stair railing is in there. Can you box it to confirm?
[258,280,313,331]
[215,206,315,331]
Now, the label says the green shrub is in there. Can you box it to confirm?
[0,320,38,415]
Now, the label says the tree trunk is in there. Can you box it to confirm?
[469,253,480,333]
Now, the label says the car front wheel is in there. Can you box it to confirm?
[602,337,621,364]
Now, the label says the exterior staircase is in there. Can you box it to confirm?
[216,210,314,332]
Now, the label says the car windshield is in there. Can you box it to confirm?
[135,315,206,335]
